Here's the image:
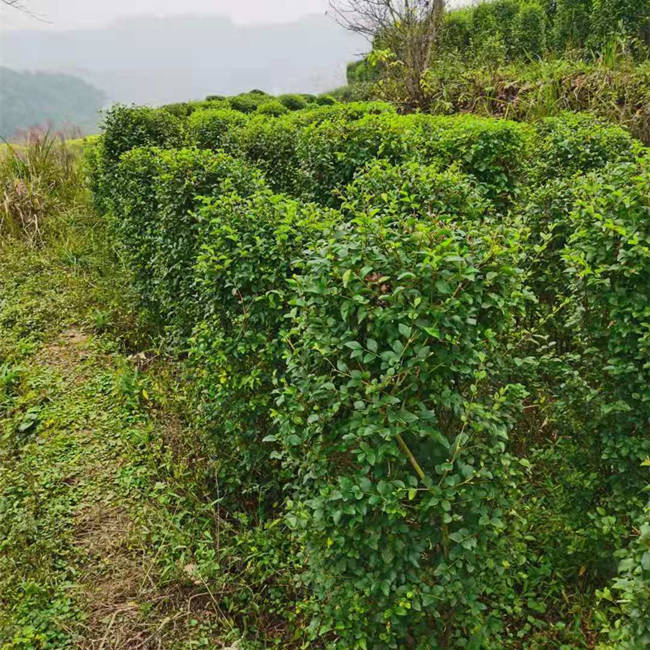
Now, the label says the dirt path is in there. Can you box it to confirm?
[0,227,228,648]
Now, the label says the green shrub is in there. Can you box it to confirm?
[205,94,225,101]
[289,101,395,129]
[190,191,340,506]
[346,59,381,85]
[95,105,184,210]
[410,114,532,207]
[160,102,195,118]
[274,210,527,647]
[513,3,548,59]
[255,99,289,117]
[186,108,248,155]
[552,0,592,50]
[561,156,650,484]
[100,105,184,169]
[193,98,231,112]
[518,158,650,606]
[529,112,640,183]
[239,115,300,193]
[108,147,161,310]
[229,93,263,114]
[473,0,520,57]
[589,0,650,52]
[113,147,266,332]
[316,94,338,106]
[607,499,650,648]
[278,94,308,111]
[440,8,473,53]
[341,159,491,223]
[296,113,415,206]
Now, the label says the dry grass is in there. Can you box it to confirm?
[0,128,83,243]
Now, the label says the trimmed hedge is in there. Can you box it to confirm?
[278,94,308,111]
[190,191,341,505]
[186,108,248,154]
[255,99,289,117]
[113,147,266,332]
[239,114,300,194]
[529,112,641,183]
[100,105,185,168]
[409,114,531,206]
[341,159,492,223]
[561,156,650,481]
[274,211,527,645]
[296,113,416,206]
[92,101,650,648]
[93,105,184,211]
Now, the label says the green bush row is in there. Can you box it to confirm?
[440,0,650,61]
[90,101,650,647]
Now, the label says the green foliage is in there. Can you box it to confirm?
[229,93,264,114]
[277,94,308,111]
[274,211,526,647]
[440,9,473,54]
[589,0,650,52]
[410,114,532,207]
[553,0,592,51]
[560,157,650,477]
[186,108,248,154]
[255,99,289,117]
[315,94,338,106]
[441,0,649,58]
[99,105,184,169]
[296,113,415,206]
[346,59,381,85]
[529,112,640,183]
[341,159,491,223]
[418,59,650,145]
[111,147,266,332]
[90,99,650,647]
[473,0,521,57]
[606,498,650,648]
[239,115,300,193]
[190,191,340,507]
[513,3,548,59]
[160,101,196,118]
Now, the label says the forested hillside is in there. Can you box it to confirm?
[0,68,105,140]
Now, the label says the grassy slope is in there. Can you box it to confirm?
[0,211,235,649]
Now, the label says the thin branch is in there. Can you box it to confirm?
[1,0,51,23]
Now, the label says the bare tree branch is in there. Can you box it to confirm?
[1,0,50,22]
[329,0,446,109]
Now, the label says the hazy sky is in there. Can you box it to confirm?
[1,0,470,31]
[0,0,332,30]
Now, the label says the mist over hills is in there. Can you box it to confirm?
[0,14,365,106]
[0,67,105,139]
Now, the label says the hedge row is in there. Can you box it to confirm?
[439,0,650,61]
[161,90,339,120]
[90,102,650,648]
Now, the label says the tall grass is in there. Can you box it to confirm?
[372,56,650,143]
[0,129,82,243]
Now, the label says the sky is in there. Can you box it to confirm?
[0,0,332,30]
[1,0,470,31]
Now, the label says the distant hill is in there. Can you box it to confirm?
[0,68,105,140]
[0,14,365,106]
